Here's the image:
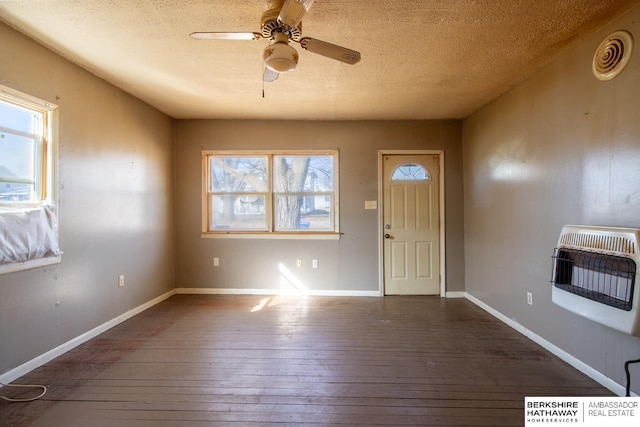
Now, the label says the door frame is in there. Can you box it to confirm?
[377,150,446,297]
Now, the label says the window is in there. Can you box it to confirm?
[203,151,339,238]
[0,88,54,204]
[391,163,430,181]
[0,85,59,273]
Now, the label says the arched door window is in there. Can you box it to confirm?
[391,164,431,181]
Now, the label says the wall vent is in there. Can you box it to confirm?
[592,30,634,81]
[551,225,640,336]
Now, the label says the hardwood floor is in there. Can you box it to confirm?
[1,295,611,426]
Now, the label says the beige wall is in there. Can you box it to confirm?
[0,22,175,375]
[463,5,640,393]
[174,120,464,293]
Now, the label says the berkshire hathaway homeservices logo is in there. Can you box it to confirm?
[525,397,639,426]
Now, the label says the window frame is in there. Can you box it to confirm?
[201,150,340,239]
[0,88,56,207]
[0,84,60,274]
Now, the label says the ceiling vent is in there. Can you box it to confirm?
[592,30,634,81]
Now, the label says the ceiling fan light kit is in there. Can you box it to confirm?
[264,32,299,72]
[190,0,360,82]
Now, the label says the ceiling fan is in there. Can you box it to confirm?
[190,0,361,82]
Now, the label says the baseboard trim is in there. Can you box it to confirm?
[464,292,631,397]
[0,288,176,386]
[175,287,381,297]
[445,291,466,298]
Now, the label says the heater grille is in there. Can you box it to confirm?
[558,232,637,255]
[551,225,640,336]
[552,248,636,311]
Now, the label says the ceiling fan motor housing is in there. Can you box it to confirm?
[261,6,302,40]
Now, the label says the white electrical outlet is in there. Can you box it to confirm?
[213,257,219,267]
[296,259,302,268]
[527,292,533,305]
[118,275,125,288]
[312,259,318,268]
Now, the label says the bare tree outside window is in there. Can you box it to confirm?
[205,151,337,234]
[274,155,333,231]
[209,156,268,230]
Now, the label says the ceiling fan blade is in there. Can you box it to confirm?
[190,32,262,40]
[263,67,279,82]
[278,0,315,28]
[299,37,361,64]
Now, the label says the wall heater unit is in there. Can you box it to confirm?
[551,225,640,336]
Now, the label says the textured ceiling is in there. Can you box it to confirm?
[1,0,638,120]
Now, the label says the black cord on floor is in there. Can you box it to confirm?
[624,358,640,397]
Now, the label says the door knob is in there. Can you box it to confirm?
[384,234,391,239]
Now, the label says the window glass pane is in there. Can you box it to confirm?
[308,155,334,191]
[0,99,42,203]
[391,164,430,181]
[275,194,333,231]
[0,99,42,135]
[211,195,267,230]
[210,156,267,192]
[0,133,36,181]
[0,182,34,202]
[274,155,334,192]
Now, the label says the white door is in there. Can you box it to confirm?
[383,154,440,295]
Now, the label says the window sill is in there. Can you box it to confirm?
[201,232,341,240]
[0,255,61,275]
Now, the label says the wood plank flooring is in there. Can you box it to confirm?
[0,295,612,426]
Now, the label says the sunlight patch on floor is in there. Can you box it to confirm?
[249,262,309,312]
